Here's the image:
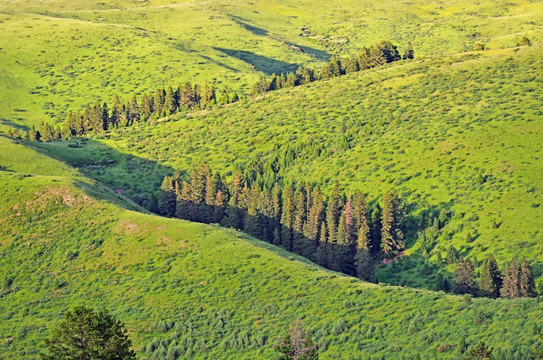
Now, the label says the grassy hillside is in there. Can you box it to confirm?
[34,45,543,289]
[1,136,542,360]
[1,0,541,128]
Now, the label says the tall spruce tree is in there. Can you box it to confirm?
[275,319,318,360]
[158,176,177,217]
[381,190,405,256]
[281,184,294,251]
[519,258,537,298]
[478,254,502,298]
[326,182,341,246]
[500,258,520,299]
[369,204,382,256]
[453,257,478,295]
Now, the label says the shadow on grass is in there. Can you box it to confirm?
[215,47,299,75]
[27,137,177,210]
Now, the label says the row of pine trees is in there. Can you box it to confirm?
[23,41,413,143]
[156,163,405,281]
[451,255,537,298]
[157,163,538,298]
[250,41,414,95]
[27,81,238,141]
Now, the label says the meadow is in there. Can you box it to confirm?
[1,0,542,129]
[1,136,542,359]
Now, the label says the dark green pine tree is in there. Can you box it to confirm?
[42,306,136,360]
[368,204,382,256]
[478,254,502,298]
[354,247,374,281]
[436,271,450,292]
[110,95,123,129]
[333,212,351,273]
[329,55,343,77]
[292,185,307,255]
[243,184,262,239]
[101,103,109,130]
[272,183,282,245]
[158,176,177,217]
[140,93,153,121]
[164,86,177,115]
[326,182,341,247]
[127,95,140,124]
[153,89,165,116]
[500,258,520,299]
[519,258,537,298]
[381,190,405,257]
[89,102,103,132]
[280,184,294,251]
[306,186,325,245]
[453,257,478,295]
[314,222,329,267]
[343,55,360,74]
[319,63,333,80]
[447,245,459,264]
[352,191,370,251]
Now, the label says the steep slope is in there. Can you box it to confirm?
[1,136,542,359]
[36,45,543,288]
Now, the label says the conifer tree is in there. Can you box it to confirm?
[355,246,374,281]
[315,222,329,267]
[519,258,537,298]
[334,212,351,273]
[101,103,109,130]
[329,56,343,77]
[453,257,477,295]
[281,184,294,251]
[292,185,307,255]
[42,306,135,360]
[369,204,382,255]
[110,95,123,128]
[244,184,262,239]
[153,89,165,116]
[158,176,177,217]
[464,341,493,360]
[306,186,324,243]
[500,258,520,299]
[164,86,177,115]
[127,95,140,124]
[381,190,405,256]
[272,183,282,245]
[447,245,459,264]
[478,254,502,298]
[326,182,341,246]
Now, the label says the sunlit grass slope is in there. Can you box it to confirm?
[37,45,543,288]
[1,133,542,359]
[1,0,541,128]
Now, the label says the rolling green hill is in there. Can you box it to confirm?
[1,136,542,359]
[1,0,542,358]
[1,0,541,128]
[33,44,543,290]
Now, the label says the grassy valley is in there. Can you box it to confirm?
[0,0,542,359]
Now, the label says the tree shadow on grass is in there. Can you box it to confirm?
[214,47,299,75]
[27,137,177,210]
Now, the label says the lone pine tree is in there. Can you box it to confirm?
[42,306,135,360]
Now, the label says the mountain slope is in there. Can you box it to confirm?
[1,136,542,359]
[36,45,543,289]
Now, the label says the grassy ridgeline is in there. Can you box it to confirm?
[0,136,542,359]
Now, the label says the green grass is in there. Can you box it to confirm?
[1,137,542,359]
[1,0,541,129]
[35,45,543,289]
